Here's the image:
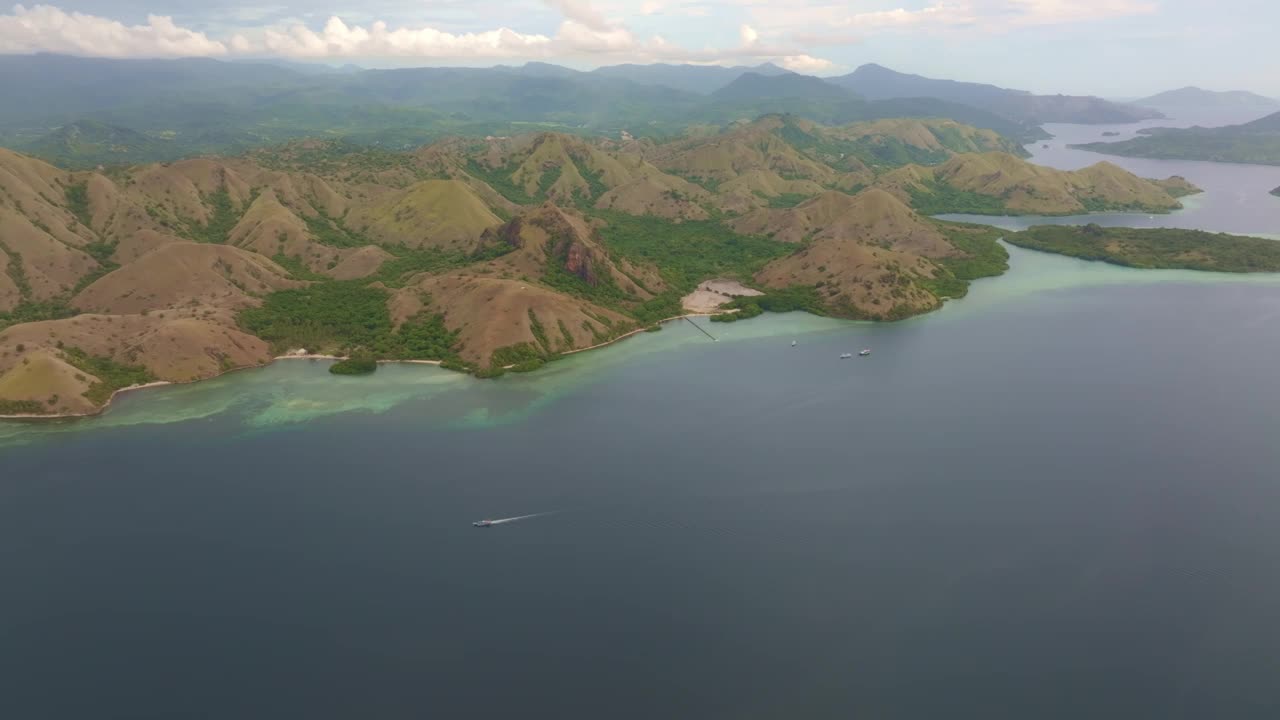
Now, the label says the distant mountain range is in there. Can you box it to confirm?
[1,55,1193,168]
[711,72,854,103]
[1072,111,1280,165]
[1132,86,1280,110]
[589,62,791,94]
[0,55,1049,167]
[828,63,1162,125]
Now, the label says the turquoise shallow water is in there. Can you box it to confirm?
[6,244,1280,449]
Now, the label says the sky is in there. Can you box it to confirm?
[0,1,1275,97]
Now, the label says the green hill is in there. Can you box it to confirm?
[1071,111,1280,165]
[1008,224,1280,272]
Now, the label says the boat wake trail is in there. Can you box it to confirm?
[485,512,558,525]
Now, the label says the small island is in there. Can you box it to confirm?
[1007,224,1280,272]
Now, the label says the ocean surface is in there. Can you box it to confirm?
[4,111,1280,719]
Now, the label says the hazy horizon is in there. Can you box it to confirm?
[1,1,1275,98]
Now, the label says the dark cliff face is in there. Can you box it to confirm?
[483,204,602,286]
[559,238,598,285]
[478,214,526,251]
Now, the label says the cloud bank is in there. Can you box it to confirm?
[0,0,1161,72]
[0,4,227,57]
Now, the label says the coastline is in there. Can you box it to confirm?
[0,313,720,422]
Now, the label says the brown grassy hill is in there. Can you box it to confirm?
[0,251,20,311]
[391,272,631,367]
[72,243,299,315]
[0,314,272,378]
[347,179,501,251]
[823,118,1019,158]
[0,348,100,415]
[877,152,1198,214]
[0,208,99,300]
[594,177,711,220]
[382,203,665,369]
[753,189,971,319]
[329,246,394,280]
[459,132,712,219]
[648,116,838,187]
[734,188,954,257]
[0,150,101,299]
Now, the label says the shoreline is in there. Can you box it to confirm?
[0,313,720,422]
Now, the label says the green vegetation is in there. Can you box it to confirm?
[239,281,390,351]
[304,212,369,249]
[775,115,1009,169]
[0,299,77,332]
[918,223,1009,299]
[465,160,537,205]
[270,254,328,281]
[0,243,78,330]
[0,399,45,415]
[592,210,793,291]
[329,355,377,375]
[60,346,155,405]
[711,286,826,322]
[184,187,242,244]
[64,181,93,229]
[1008,224,1280,273]
[237,281,460,361]
[907,181,1008,215]
[766,193,813,209]
[372,243,514,288]
[578,165,609,203]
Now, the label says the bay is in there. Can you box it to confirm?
[4,112,1280,719]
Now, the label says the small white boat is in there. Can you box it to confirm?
[840,353,853,359]
[791,340,797,347]
[859,349,871,357]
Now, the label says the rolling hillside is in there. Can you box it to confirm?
[0,116,1202,414]
[874,152,1198,215]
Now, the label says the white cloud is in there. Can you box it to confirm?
[0,2,841,73]
[0,3,228,57]
[1006,0,1159,26]
[638,1,712,17]
[755,0,1157,37]
[778,54,836,72]
[260,15,553,58]
[555,18,636,53]
[542,0,611,32]
[842,2,977,31]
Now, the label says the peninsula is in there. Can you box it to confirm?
[0,116,1201,416]
[1007,224,1280,272]
[1072,111,1280,166]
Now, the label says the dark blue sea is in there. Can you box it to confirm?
[3,110,1280,718]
